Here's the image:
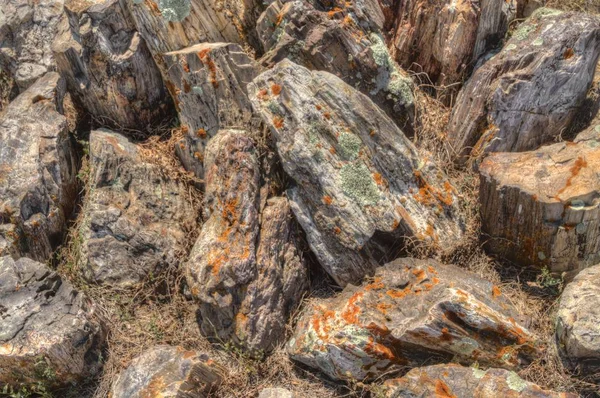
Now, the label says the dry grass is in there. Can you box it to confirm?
[545,0,600,13]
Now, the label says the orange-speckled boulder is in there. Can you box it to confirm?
[479,123,600,278]
[288,258,537,381]
[110,345,224,398]
[185,130,307,355]
[383,364,575,397]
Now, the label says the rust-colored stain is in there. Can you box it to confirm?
[492,285,501,298]
[183,79,191,93]
[198,49,219,88]
[434,379,457,398]
[323,195,333,205]
[196,128,207,139]
[556,156,587,197]
[564,48,575,59]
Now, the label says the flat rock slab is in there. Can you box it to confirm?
[448,9,600,164]
[185,130,307,354]
[248,60,464,287]
[479,125,600,276]
[0,72,77,261]
[383,363,575,397]
[288,258,537,381]
[161,42,263,180]
[78,129,198,288]
[110,345,224,398]
[0,256,104,388]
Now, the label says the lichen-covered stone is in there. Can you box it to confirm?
[288,258,537,381]
[52,0,171,130]
[257,0,415,131]
[383,363,575,397]
[185,130,307,355]
[78,129,198,288]
[0,256,105,388]
[259,388,295,398]
[110,345,224,398]
[161,42,263,180]
[479,124,600,277]
[248,60,464,287]
[0,72,77,261]
[448,9,600,164]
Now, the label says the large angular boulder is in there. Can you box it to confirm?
[0,0,65,90]
[383,364,575,397]
[77,129,198,288]
[248,60,464,287]
[288,258,537,381]
[110,345,224,398]
[0,72,77,261]
[556,264,600,372]
[479,125,600,276]
[185,130,307,355]
[390,0,517,89]
[257,0,415,131]
[161,42,263,179]
[52,0,171,130]
[0,256,104,388]
[448,9,600,164]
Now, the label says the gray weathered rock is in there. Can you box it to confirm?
[110,345,224,398]
[383,363,575,398]
[52,0,171,130]
[288,258,537,381]
[0,0,65,90]
[248,60,464,287]
[259,388,295,398]
[185,130,307,354]
[479,124,600,277]
[257,0,415,131]
[161,42,263,179]
[77,129,198,288]
[0,256,104,388]
[0,72,77,261]
[448,9,600,164]
[556,264,600,372]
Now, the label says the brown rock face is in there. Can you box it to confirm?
[52,0,171,130]
[161,42,263,180]
[390,0,517,89]
[288,258,537,381]
[479,125,600,276]
[448,9,600,164]
[185,130,307,355]
[383,363,575,398]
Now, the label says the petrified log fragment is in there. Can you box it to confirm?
[249,60,464,287]
[288,258,537,381]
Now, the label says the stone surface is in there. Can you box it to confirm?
[77,129,197,288]
[556,264,600,371]
[257,0,415,131]
[288,258,537,381]
[383,363,575,397]
[248,60,464,287]
[390,0,517,88]
[0,72,77,261]
[0,0,64,90]
[259,387,295,398]
[185,130,307,355]
[0,256,104,388]
[448,9,600,164]
[52,0,171,130]
[479,125,600,276]
[161,42,263,179]
[110,345,224,398]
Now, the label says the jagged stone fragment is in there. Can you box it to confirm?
[248,60,464,287]
[77,129,197,288]
[161,42,263,179]
[257,0,415,131]
[288,258,537,381]
[383,363,575,397]
[0,256,104,388]
[479,124,600,277]
[185,130,307,354]
[52,0,171,130]
[110,345,224,398]
[448,9,600,164]
[0,72,77,261]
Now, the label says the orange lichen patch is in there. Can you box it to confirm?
[386,288,411,299]
[273,117,285,129]
[556,156,588,197]
[427,266,437,274]
[145,0,161,15]
[323,195,333,205]
[413,170,454,208]
[334,226,342,235]
[271,84,282,96]
[435,379,457,398]
[343,14,354,26]
[235,312,248,325]
[329,146,336,155]
[375,302,392,315]
[221,198,239,220]
[276,11,285,26]
[492,286,502,298]
[365,277,385,291]
[141,374,167,397]
[323,112,331,120]
[364,337,395,360]
[316,104,322,111]
[341,292,364,324]
[181,59,190,73]
[257,89,269,101]
[327,7,343,18]
[311,307,336,340]
[196,128,207,139]
[369,129,376,137]
[208,251,227,277]
[183,79,191,93]
[373,172,384,186]
[412,268,426,282]
[198,49,219,88]
[564,48,575,59]
[194,151,203,161]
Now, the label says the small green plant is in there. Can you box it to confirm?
[536,266,563,292]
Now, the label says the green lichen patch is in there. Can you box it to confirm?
[369,33,391,69]
[532,37,544,46]
[472,367,487,379]
[338,132,362,160]
[192,86,203,95]
[157,0,190,22]
[506,371,528,392]
[450,337,479,356]
[531,8,563,19]
[513,23,535,41]
[340,162,380,206]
